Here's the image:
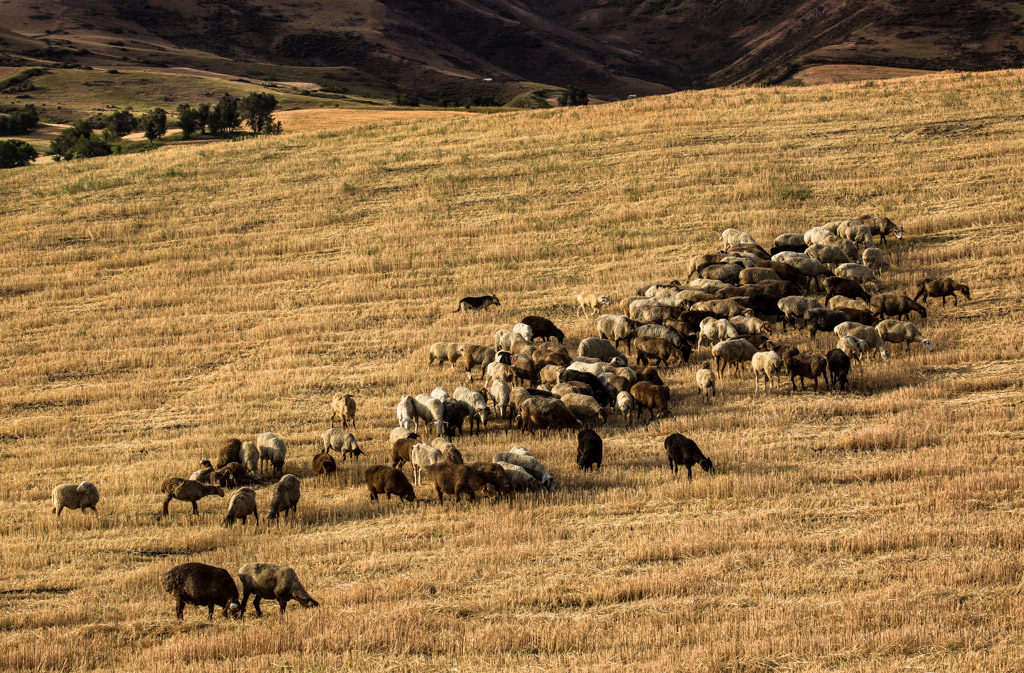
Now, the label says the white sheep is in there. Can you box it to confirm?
[721,227,758,247]
[688,278,731,294]
[52,481,99,517]
[698,317,739,348]
[223,487,258,527]
[322,428,362,460]
[615,391,636,424]
[239,441,259,476]
[427,342,462,368]
[728,315,770,336]
[256,432,287,476]
[576,292,611,316]
[488,379,511,419]
[695,365,716,404]
[396,396,417,431]
[493,451,554,491]
[751,351,783,392]
[772,250,809,264]
[494,461,542,491]
[389,426,415,444]
[837,335,868,371]
[778,295,823,328]
[329,393,356,428]
[413,394,445,435]
[828,295,869,311]
[861,247,887,272]
[835,262,879,286]
[430,387,451,402]
[875,319,935,354]
[512,322,534,342]
[565,360,609,377]
[837,220,875,247]
[803,226,837,246]
[805,243,851,266]
[560,392,605,427]
[711,338,758,377]
[453,386,490,429]
[834,321,891,359]
[494,329,528,352]
[410,442,443,485]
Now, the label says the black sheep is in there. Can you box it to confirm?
[161,562,241,620]
[520,315,565,343]
[664,433,713,479]
[576,429,603,471]
[826,348,851,391]
[560,369,611,406]
[364,465,415,502]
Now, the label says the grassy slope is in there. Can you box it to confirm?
[1,70,1024,671]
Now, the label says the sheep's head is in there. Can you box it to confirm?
[273,458,285,473]
[480,483,499,499]
[224,601,242,619]
[958,284,971,299]
[921,338,935,352]
[699,458,714,473]
[541,474,555,492]
[598,295,610,305]
[303,597,320,608]
[212,486,225,497]
[199,459,213,469]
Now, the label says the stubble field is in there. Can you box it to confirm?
[1,69,1024,672]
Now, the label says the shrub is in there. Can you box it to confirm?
[240,92,278,134]
[140,108,167,141]
[0,139,37,168]
[558,86,588,107]
[49,121,111,161]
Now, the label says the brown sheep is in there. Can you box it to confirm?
[630,381,670,421]
[364,465,416,502]
[213,462,250,487]
[329,393,357,428]
[161,478,224,516]
[214,438,242,469]
[161,562,241,620]
[777,346,827,392]
[634,335,688,368]
[913,277,970,306]
[635,366,665,386]
[823,277,871,304]
[238,563,319,616]
[870,293,927,321]
[421,463,498,504]
[391,436,420,470]
[517,397,582,434]
[312,451,336,475]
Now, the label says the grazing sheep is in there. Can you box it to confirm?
[466,461,514,494]
[837,335,868,370]
[215,439,242,470]
[870,293,926,321]
[539,365,564,387]
[804,308,851,339]
[777,347,827,392]
[510,353,538,387]
[189,460,215,484]
[414,394,447,435]
[161,478,224,516]
[453,386,490,432]
[738,267,780,285]
[457,345,497,378]
[772,250,809,265]
[577,337,626,363]
[630,381,670,421]
[51,481,99,517]
[256,433,287,476]
[826,349,851,391]
[834,263,878,286]
[494,461,542,491]
[576,429,603,471]
[441,399,474,438]
[239,441,259,476]
[751,350,783,393]
[520,316,565,343]
[364,465,415,502]
[804,226,839,246]
[615,390,637,423]
[511,322,534,342]
[834,321,892,360]
[396,395,417,431]
[806,243,852,266]
[494,329,526,352]
[694,364,716,403]
[266,474,301,520]
[862,247,887,272]
[577,292,611,316]
[773,232,807,251]
[433,438,464,465]
[836,220,875,247]
[875,319,935,353]
[238,563,319,616]
[389,427,416,444]
[532,341,572,368]
[635,335,688,368]
[913,277,971,306]
[777,295,823,328]
[824,276,871,304]
[421,463,498,503]
[690,298,751,318]
[636,323,690,353]
[410,442,443,486]
[699,263,743,285]
[161,563,241,620]
[857,214,903,245]
[329,393,357,429]
[721,228,758,248]
[312,451,336,476]
[492,450,554,490]
[729,315,770,336]
[484,361,515,388]
[664,434,713,479]
[222,487,258,527]
[322,428,363,461]
[391,436,420,470]
[488,379,512,420]
[560,369,612,406]
[453,295,500,312]
[597,314,638,353]
[784,256,833,289]
[561,392,606,427]
[517,396,582,433]
[828,295,869,311]
[687,278,731,295]
[711,338,758,377]
[213,462,251,488]
[428,342,462,368]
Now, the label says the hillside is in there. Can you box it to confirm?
[4,0,1024,106]
[1,70,1024,671]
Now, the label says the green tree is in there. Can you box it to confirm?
[106,108,136,137]
[240,92,278,134]
[49,121,111,161]
[140,108,167,142]
[558,86,588,107]
[393,92,419,107]
[196,103,211,134]
[177,103,199,139]
[0,139,37,168]
[211,94,240,134]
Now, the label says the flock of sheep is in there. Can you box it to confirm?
[49,212,970,621]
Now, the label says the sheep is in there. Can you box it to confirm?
[189,460,215,484]
[256,432,287,476]
[453,386,490,432]
[833,321,892,360]
[510,353,538,387]
[806,243,851,266]
[492,450,554,490]
[823,276,871,304]
[389,427,416,444]
[664,434,713,479]
[778,295,822,328]
[804,226,838,246]
[834,262,878,286]
[457,345,497,378]
[517,396,582,433]
[773,232,807,250]
[494,461,542,491]
[266,474,301,520]
[784,256,833,289]
[512,322,534,342]
[615,390,636,423]
[870,293,927,321]
[772,250,809,264]
[213,462,251,488]
[635,335,688,368]
[428,342,462,368]
[238,563,319,616]
[559,369,612,406]
[777,347,827,392]
[239,441,259,476]
[572,428,604,471]
[690,298,752,318]
[697,317,737,349]
[738,267,780,285]
[857,214,903,245]
[636,323,690,352]
[329,393,357,429]
[51,481,99,517]
[913,277,971,306]
[837,335,868,370]
[836,220,875,247]
[577,292,611,316]
[453,295,500,312]
[396,395,417,431]
[828,295,869,311]
[312,451,336,476]
[721,228,758,248]
[466,461,514,494]
[421,463,498,503]
[751,350,783,392]
[410,442,443,486]
[726,243,770,259]
[161,478,224,516]
[711,338,758,377]
[364,465,415,502]
[577,337,626,363]
[441,399,474,438]
[322,428,364,461]
[699,263,743,285]
[391,436,419,470]
[729,315,770,336]
[488,379,512,420]
[433,438,464,465]
[222,487,258,527]
[412,394,446,436]
[214,439,242,469]
[520,315,564,343]
[629,381,670,421]
[803,308,851,339]
[826,349,851,391]
[875,319,935,353]
[861,247,887,272]
[532,342,572,369]
[688,278,731,295]
[561,392,606,427]
[161,562,241,620]
[693,364,715,403]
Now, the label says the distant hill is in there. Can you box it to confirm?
[4,0,1024,104]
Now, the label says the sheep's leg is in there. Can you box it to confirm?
[686,465,693,481]
[253,511,259,527]
[162,496,172,516]
[55,505,63,517]
[191,500,199,515]
[175,598,185,620]
[277,596,288,614]
[435,487,443,504]
[207,604,215,620]
[253,596,263,617]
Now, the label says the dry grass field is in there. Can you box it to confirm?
[2,68,1024,672]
